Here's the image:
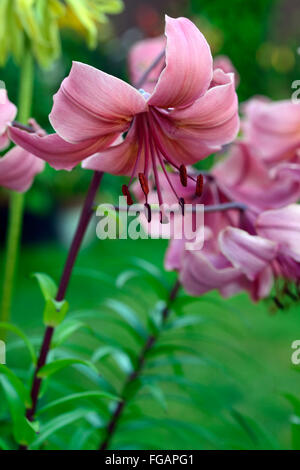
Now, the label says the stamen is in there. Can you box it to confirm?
[179,197,185,216]
[122,184,134,206]
[139,172,149,197]
[196,174,204,197]
[144,203,151,223]
[179,164,187,187]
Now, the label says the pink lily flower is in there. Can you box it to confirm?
[0,88,17,150]
[212,142,300,213]
[9,16,239,210]
[243,97,300,164]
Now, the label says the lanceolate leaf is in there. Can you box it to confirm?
[37,358,98,379]
[31,409,92,449]
[37,391,120,416]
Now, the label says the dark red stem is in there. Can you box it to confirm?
[20,171,103,449]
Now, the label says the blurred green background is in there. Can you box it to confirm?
[1,0,300,450]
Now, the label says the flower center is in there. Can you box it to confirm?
[121,107,204,223]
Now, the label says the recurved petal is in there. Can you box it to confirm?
[256,205,300,261]
[82,124,144,176]
[219,227,277,280]
[0,146,44,192]
[169,70,239,146]
[148,16,213,109]
[180,250,241,296]
[9,126,116,171]
[49,61,147,143]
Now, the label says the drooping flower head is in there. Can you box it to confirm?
[10,16,239,220]
[0,88,44,192]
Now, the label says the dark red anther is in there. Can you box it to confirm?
[122,184,134,206]
[144,203,151,223]
[196,174,204,197]
[179,164,187,187]
[179,197,185,216]
[138,173,149,196]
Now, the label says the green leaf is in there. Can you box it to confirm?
[37,358,98,379]
[283,393,300,449]
[32,272,57,301]
[92,346,133,374]
[0,366,36,446]
[0,437,10,450]
[43,298,69,327]
[144,384,167,412]
[31,408,91,449]
[105,299,148,340]
[52,319,89,348]
[37,391,120,416]
[0,322,36,364]
[0,365,31,407]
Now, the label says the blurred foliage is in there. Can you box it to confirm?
[0,239,300,449]
[0,0,124,68]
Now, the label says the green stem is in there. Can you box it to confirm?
[0,47,34,330]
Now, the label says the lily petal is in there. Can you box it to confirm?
[213,142,300,211]
[49,61,147,143]
[180,250,241,296]
[9,126,117,171]
[243,98,300,163]
[148,16,213,109]
[0,146,44,192]
[170,70,239,146]
[256,205,300,261]
[219,227,277,280]
[82,124,144,176]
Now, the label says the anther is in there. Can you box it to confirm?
[144,203,152,223]
[196,174,204,197]
[179,164,187,187]
[179,197,185,216]
[138,173,149,197]
[122,184,134,206]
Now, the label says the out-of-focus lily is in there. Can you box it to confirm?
[212,142,300,213]
[243,97,300,164]
[0,90,44,192]
[10,16,239,218]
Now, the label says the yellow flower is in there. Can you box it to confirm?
[0,0,124,68]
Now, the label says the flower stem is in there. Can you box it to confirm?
[98,279,181,450]
[20,171,104,449]
[1,47,34,331]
